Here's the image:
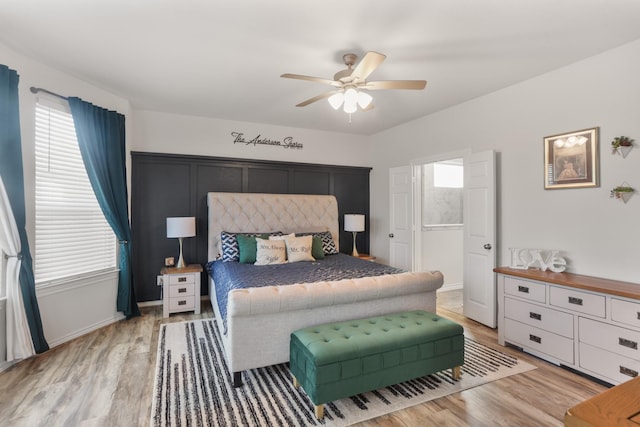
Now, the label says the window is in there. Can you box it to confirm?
[422,158,464,229]
[34,99,116,284]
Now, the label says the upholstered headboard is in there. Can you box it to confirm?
[207,192,339,260]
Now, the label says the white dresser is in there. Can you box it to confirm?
[496,267,640,385]
[161,264,203,318]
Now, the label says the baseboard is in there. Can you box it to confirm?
[46,313,125,348]
[438,283,463,292]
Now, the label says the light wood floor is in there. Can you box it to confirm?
[0,290,608,426]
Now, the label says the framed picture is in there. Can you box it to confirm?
[544,127,599,189]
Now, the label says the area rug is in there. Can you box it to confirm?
[151,319,535,427]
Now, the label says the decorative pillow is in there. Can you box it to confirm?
[236,233,268,264]
[255,238,287,265]
[296,231,338,255]
[311,236,325,260]
[268,233,295,241]
[220,231,282,262]
[284,235,315,263]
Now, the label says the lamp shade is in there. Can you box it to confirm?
[166,217,196,238]
[344,214,365,232]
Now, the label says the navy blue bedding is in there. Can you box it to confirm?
[206,253,404,333]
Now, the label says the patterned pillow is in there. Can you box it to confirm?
[221,231,282,262]
[295,231,338,255]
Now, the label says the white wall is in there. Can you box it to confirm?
[132,110,369,166]
[368,39,640,283]
[0,42,132,348]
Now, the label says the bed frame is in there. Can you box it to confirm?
[207,192,444,386]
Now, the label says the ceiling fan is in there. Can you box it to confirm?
[281,51,427,114]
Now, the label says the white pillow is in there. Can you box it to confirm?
[284,235,315,263]
[255,238,287,265]
[269,233,295,241]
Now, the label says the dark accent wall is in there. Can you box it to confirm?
[131,152,372,302]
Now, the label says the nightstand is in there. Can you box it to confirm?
[161,264,203,318]
[355,254,376,262]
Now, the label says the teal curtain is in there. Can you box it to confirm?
[0,65,49,353]
[68,97,140,318]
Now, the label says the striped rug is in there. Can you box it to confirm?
[151,319,535,427]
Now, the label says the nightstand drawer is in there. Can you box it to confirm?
[550,286,605,318]
[169,274,195,285]
[504,318,574,364]
[169,283,195,298]
[505,297,573,338]
[612,298,640,329]
[580,317,640,361]
[169,297,195,311]
[504,277,546,303]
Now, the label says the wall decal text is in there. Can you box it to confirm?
[231,132,303,149]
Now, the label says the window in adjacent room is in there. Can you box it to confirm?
[34,98,116,284]
[422,158,464,229]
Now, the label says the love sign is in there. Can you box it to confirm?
[509,248,567,272]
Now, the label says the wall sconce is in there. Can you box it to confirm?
[166,217,196,268]
[344,214,365,257]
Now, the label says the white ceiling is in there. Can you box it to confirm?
[2,0,640,136]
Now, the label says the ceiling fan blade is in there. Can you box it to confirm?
[350,51,386,82]
[295,91,340,107]
[361,103,375,112]
[364,80,427,90]
[281,73,341,87]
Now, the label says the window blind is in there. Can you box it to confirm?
[34,102,116,284]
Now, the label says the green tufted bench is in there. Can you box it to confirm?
[289,310,464,419]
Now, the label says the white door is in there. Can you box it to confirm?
[463,150,497,327]
[389,166,413,271]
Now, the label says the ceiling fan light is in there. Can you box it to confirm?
[343,100,357,114]
[344,88,358,104]
[357,92,373,109]
[327,93,344,110]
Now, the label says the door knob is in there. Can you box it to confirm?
[483,243,492,250]
[389,233,394,238]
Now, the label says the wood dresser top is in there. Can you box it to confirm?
[494,267,640,301]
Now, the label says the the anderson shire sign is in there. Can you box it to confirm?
[231,132,303,150]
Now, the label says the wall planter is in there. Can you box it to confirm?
[610,184,634,203]
[611,136,634,158]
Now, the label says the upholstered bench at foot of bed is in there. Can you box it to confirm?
[289,310,464,420]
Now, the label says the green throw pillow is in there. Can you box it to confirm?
[237,233,268,264]
[311,236,325,259]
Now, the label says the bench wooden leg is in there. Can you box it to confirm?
[293,375,299,389]
[452,366,461,380]
[315,404,324,420]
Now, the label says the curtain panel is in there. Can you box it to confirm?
[68,97,140,318]
[0,64,49,353]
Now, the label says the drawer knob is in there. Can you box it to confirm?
[529,312,542,321]
[568,296,583,306]
[529,334,541,344]
[178,277,187,283]
[178,300,187,306]
[518,285,529,294]
[619,337,638,350]
[178,288,187,293]
[620,366,638,378]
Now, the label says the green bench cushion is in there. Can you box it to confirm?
[290,310,464,405]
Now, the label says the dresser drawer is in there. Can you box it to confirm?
[612,298,640,329]
[504,297,573,338]
[504,318,574,364]
[168,273,196,285]
[504,277,546,303]
[549,286,605,318]
[169,297,195,311]
[169,283,195,298]
[580,317,640,361]
[580,343,640,385]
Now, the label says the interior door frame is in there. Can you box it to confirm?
[411,149,470,273]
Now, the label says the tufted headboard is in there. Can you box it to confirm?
[207,192,339,261]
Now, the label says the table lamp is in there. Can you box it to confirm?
[344,214,365,257]
[166,217,196,268]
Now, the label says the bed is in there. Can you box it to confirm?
[206,192,444,386]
